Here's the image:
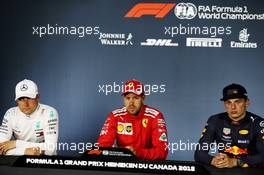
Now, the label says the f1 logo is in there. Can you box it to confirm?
[125,3,176,18]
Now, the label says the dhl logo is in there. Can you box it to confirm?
[224,146,248,156]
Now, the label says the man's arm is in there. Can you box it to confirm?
[239,119,264,166]
[0,110,13,142]
[8,108,59,156]
[194,116,216,165]
[0,109,18,155]
[135,114,168,160]
[97,112,117,147]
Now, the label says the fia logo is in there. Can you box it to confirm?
[174,3,197,19]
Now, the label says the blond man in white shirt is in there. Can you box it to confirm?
[0,79,59,155]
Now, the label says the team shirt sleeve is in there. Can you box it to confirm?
[0,109,13,143]
[241,119,264,166]
[194,116,216,165]
[136,113,168,160]
[97,112,117,147]
[0,109,26,155]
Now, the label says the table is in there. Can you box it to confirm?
[0,156,263,175]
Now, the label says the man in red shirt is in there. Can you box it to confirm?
[98,80,168,160]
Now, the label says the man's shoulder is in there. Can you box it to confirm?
[38,104,58,118]
[39,103,57,111]
[6,106,18,112]
[4,106,19,117]
[111,107,127,117]
[247,112,263,120]
[247,112,264,126]
[207,112,226,123]
[143,105,163,119]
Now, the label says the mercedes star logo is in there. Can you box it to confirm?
[20,84,28,91]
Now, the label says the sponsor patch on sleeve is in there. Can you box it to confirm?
[260,121,264,127]
[159,133,167,142]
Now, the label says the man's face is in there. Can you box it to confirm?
[224,98,249,121]
[16,96,39,115]
[124,93,145,115]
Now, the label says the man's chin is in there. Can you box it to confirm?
[127,110,139,116]
[229,115,241,120]
[128,111,136,115]
[22,110,32,115]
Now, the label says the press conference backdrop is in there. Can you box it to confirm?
[1,0,264,160]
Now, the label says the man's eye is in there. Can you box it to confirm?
[19,98,28,101]
[234,101,241,104]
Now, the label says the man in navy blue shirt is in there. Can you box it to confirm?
[195,83,264,168]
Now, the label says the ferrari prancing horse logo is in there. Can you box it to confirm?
[142,118,148,128]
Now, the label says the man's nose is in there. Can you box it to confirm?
[231,103,236,109]
[21,99,30,106]
[129,99,134,105]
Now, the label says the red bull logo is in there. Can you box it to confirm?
[224,146,248,156]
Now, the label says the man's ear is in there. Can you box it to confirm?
[36,94,40,102]
[246,99,250,107]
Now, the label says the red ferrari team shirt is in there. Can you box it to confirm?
[98,105,168,160]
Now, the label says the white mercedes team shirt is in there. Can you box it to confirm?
[0,103,59,155]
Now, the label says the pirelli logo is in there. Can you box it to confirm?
[125,3,176,18]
